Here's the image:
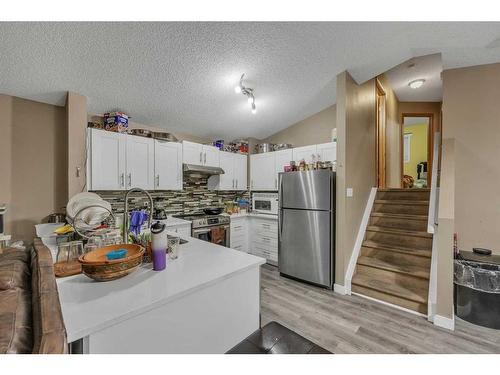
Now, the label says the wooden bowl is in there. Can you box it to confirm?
[78,244,145,282]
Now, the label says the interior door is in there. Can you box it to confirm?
[218,151,235,190]
[233,153,247,191]
[126,136,155,190]
[90,129,126,190]
[274,149,293,189]
[278,208,331,287]
[250,153,275,190]
[155,140,182,190]
[182,141,203,165]
[203,145,220,167]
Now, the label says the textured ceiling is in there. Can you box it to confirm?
[1,22,500,139]
[385,54,443,102]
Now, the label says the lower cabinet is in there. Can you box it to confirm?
[229,216,278,264]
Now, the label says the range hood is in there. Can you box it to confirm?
[183,164,225,176]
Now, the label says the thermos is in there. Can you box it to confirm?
[151,221,168,271]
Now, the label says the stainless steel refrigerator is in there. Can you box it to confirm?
[278,169,335,288]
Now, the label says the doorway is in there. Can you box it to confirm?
[375,79,386,188]
[401,114,433,189]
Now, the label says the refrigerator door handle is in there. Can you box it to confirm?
[279,209,284,237]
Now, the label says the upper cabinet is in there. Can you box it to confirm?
[154,140,183,190]
[89,128,127,190]
[126,135,155,190]
[182,141,220,167]
[274,149,293,184]
[89,128,179,191]
[208,151,247,191]
[292,145,318,164]
[316,142,337,162]
[250,153,276,191]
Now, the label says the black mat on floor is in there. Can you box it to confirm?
[226,321,331,354]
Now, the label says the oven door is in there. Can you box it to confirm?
[192,225,230,247]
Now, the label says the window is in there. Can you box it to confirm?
[404,133,412,163]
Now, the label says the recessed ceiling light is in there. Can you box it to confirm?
[408,79,425,89]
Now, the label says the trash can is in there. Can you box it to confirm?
[454,251,500,329]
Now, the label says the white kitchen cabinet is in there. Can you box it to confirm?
[203,145,220,167]
[249,217,278,264]
[89,128,127,190]
[317,142,337,162]
[154,140,183,190]
[208,151,247,191]
[233,153,247,190]
[230,217,249,253]
[182,141,219,167]
[126,135,155,190]
[274,149,293,187]
[250,153,276,191]
[292,145,318,164]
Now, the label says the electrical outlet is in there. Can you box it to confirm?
[346,188,353,197]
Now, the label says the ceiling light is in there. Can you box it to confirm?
[408,79,425,89]
[234,73,257,114]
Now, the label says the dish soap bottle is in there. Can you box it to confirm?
[151,221,168,271]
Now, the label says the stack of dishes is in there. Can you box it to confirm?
[66,192,112,231]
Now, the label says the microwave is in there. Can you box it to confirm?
[252,193,278,215]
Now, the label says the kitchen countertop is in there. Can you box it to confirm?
[155,216,192,226]
[56,233,265,343]
[223,212,278,221]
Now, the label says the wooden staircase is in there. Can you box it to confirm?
[351,188,432,314]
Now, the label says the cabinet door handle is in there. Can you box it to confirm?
[275,178,277,189]
[204,152,206,164]
[120,173,125,187]
[128,173,132,187]
[199,152,202,163]
[156,174,160,188]
[236,179,238,189]
[251,180,253,189]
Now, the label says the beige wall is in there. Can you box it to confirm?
[67,92,87,199]
[262,105,336,147]
[377,74,401,188]
[442,62,500,255]
[335,71,376,286]
[399,102,442,133]
[0,95,67,243]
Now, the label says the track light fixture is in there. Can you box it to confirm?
[235,73,256,114]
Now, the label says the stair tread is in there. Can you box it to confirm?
[370,212,428,221]
[362,240,432,258]
[374,199,429,205]
[366,226,433,238]
[352,272,428,304]
[357,255,430,279]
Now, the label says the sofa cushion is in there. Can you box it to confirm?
[0,250,31,291]
[0,286,33,353]
[31,239,67,354]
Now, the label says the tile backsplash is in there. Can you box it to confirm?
[94,174,249,216]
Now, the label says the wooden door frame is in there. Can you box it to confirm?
[375,79,387,188]
[400,113,434,188]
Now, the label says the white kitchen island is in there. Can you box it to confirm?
[56,234,265,354]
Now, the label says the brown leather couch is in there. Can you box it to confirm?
[0,239,67,354]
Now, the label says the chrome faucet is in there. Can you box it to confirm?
[122,188,154,244]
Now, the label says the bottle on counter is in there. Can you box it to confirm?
[151,221,168,271]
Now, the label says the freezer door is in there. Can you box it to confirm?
[278,208,332,287]
[279,170,332,210]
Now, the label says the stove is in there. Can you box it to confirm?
[173,213,231,247]
[174,213,230,229]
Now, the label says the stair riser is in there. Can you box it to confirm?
[356,264,429,289]
[369,216,428,232]
[376,191,430,201]
[361,248,431,267]
[365,231,432,250]
[373,203,429,216]
[352,284,428,314]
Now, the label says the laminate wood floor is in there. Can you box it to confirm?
[260,264,500,354]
